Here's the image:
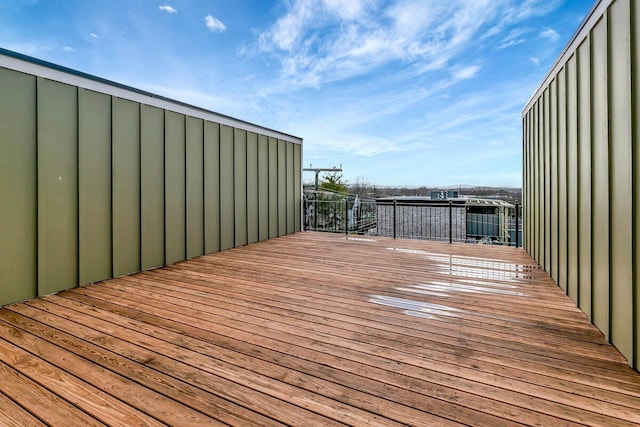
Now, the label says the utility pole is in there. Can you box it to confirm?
[303,165,343,192]
[303,165,343,229]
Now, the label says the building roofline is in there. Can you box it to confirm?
[522,0,611,115]
[0,47,302,144]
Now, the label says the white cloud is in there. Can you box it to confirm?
[452,65,481,80]
[496,27,529,49]
[62,46,75,52]
[255,0,523,89]
[205,15,226,32]
[90,32,99,38]
[159,5,177,14]
[5,43,40,55]
[540,28,559,41]
[529,57,540,66]
[322,0,374,20]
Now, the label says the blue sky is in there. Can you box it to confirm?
[0,0,594,187]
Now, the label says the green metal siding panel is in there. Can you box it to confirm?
[141,104,165,270]
[294,144,301,231]
[550,79,559,285]
[278,139,286,236]
[608,0,633,362]
[268,137,278,238]
[524,114,529,250]
[37,77,78,295]
[0,57,301,308]
[537,100,543,265]
[531,100,542,263]
[112,97,141,277]
[557,68,568,294]
[204,121,220,254]
[566,54,579,304]
[634,0,640,370]
[234,128,248,246]
[544,89,551,273]
[524,114,529,251]
[0,68,36,305]
[258,135,269,241]
[247,132,259,244]
[530,109,536,255]
[591,17,610,338]
[577,38,593,320]
[220,125,235,250]
[186,117,205,259]
[38,78,78,295]
[524,1,640,368]
[286,142,295,234]
[164,111,186,264]
[78,89,112,285]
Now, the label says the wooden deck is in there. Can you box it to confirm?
[1,232,639,426]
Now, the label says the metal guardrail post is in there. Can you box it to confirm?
[515,202,520,248]
[345,198,349,235]
[393,198,397,239]
[312,195,316,230]
[448,200,453,244]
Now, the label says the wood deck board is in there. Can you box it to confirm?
[1,231,639,426]
[108,275,640,409]
[0,389,47,427]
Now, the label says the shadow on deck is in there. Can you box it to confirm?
[0,232,639,426]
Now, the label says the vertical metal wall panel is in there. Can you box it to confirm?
[294,144,302,231]
[286,142,295,234]
[528,112,533,251]
[220,125,235,250]
[37,78,78,296]
[557,68,568,294]
[608,0,633,361]
[550,79,559,285]
[112,97,141,277]
[534,102,540,262]
[186,117,205,259]
[247,132,259,244]
[0,55,302,308]
[0,69,36,305]
[537,101,544,265]
[591,17,610,338]
[78,89,112,285]
[234,128,248,246]
[141,105,165,270]
[524,115,528,249]
[522,114,531,251]
[278,139,287,236]
[164,111,186,264]
[268,137,278,238]
[524,0,640,368]
[204,121,220,254]
[544,90,551,273]
[577,38,593,320]
[532,108,536,251]
[258,135,269,241]
[566,55,579,303]
[634,0,640,369]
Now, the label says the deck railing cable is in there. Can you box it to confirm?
[303,193,522,247]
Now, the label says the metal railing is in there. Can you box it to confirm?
[303,192,377,234]
[304,194,522,247]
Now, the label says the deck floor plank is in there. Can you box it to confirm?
[0,360,100,427]
[0,306,277,427]
[1,232,640,426]
[0,390,48,427]
[39,293,461,427]
[112,274,640,410]
[65,280,639,426]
